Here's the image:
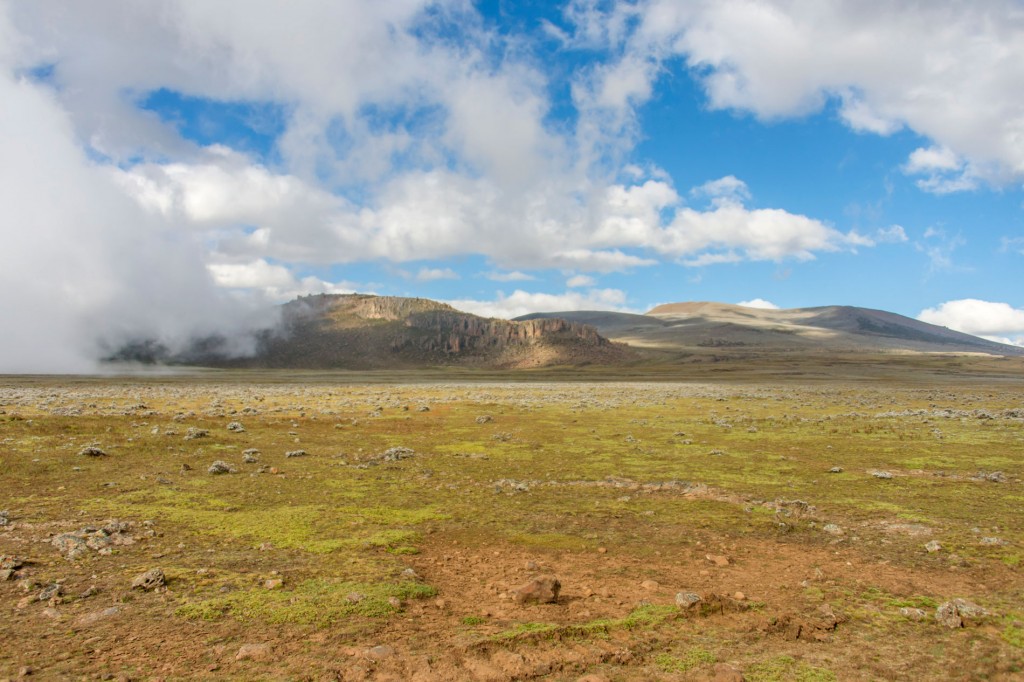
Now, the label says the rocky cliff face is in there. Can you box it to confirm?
[223,294,628,369]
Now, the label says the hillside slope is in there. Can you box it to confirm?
[518,302,1023,356]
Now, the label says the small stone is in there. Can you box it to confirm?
[366,645,396,660]
[263,579,283,590]
[640,579,660,591]
[131,568,166,591]
[475,415,493,424]
[925,540,942,553]
[417,405,430,412]
[828,466,843,473]
[597,547,607,554]
[899,607,927,621]
[400,567,422,582]
[512,576,561,604]
[822,523,843,536]
[345,592,365,604]
[0,569,13,581]
[935,598,988,628]
[285,450,308,458]
[706,554,730,567]
[242,450,259,463]
[675,592,702,609]
[226,421,245,432]
[387,596,402,609]
[872,471,894,479]
[74,606,121,628]
[525,560,539,570]
[207,460,235,475]
[235,643,273,662]
[184,427,209,441]
[38,583,63,602]
[41,607,63,621]
[78,446,107,457]
[18,666,32,677]
[734,591,746,601]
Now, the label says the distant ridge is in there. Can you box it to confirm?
[517,302,1024,357]
[115,294,631,369]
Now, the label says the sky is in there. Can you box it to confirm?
[1,0,1023,371]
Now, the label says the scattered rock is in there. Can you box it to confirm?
[417,405,430,412]
[263,578,284,590]
[365,645,396,660]
[476,415,493,424]
[640,579,660,591]
[207,460,235,475]
[706,554,730,567]
[242,449,260,463]
[872,471,894,479]
[78,446,108,457]
[400,568,423,582]
[346,592,366,604]
[822,523,844,536]
[828,466,843,473]
[285,450,308,458]
[131,568,166,591]
[381,446,415,461]
[0,510,9,526]
[235,643,273,662]
[40,606,63,621]
[1,554,25,571]
[513,576,561,604]
[935,599,989,628]
[494,479,531,494]
[73,606,120,628]
[899,607,928,621]
[980,536,1005,546]
[52,522,135,560]
[38,583,63,602]
[977,471,1006,483]
[925,540,942,553]
[184,427,209,441]
[675,592,702,609]
[226,421,245,432]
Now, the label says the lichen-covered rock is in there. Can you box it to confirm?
[208,460,235,474]
[78,446,107,457]
[675,592,702,609]
[935,599,988,628]
[131,568,166,591]
[285,449,308,458]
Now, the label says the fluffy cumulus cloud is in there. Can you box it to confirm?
[448,288,632,320]
[737,299,779,310]
[919,299,1024,346]
[565,0,1024,192]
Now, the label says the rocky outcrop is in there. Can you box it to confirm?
[204,294,630,369]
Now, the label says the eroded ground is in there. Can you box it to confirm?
[1,378,1022,681]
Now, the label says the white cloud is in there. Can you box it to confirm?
[566,274,596,288]
[737,298,779,310]
[875,225,908,244]
[207,259,357,302]
[691,175,751,207]
[486,270,536,282]
[415,267,459,282]
[919,299,1024,346]
[447,288,632,320]
[568,0,1024,189]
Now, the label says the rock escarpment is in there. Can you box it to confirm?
[222,294,628,369]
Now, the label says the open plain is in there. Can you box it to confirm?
[1,363,1023,681]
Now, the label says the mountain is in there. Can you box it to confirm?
[516,302,1024,357]
[141,294,630,369]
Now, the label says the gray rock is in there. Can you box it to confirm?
[925,540,942,553]
[74,606,120,628]
[476,415,493,424]
[872,471,894,479]
[242,448,260,463]
[417,405,430,412]
[400,568,423,582]
[675,592,702,609]
[366,645,396,660]
[899,607,927,621]
[38,583,63,602]
[226,421,245,432]
[935,598,988,628]
[184,427,209,440]
[78,446,107,457]
[0,510,10,526]
[208,460,235,475]
[828,466,843,473]
[285,449,308,458]
[822,523,844,536]
[381,446,415,461]
[131,568,166,591]
[51,533,90,560]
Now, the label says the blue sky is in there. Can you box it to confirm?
[2,1,1024,370]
